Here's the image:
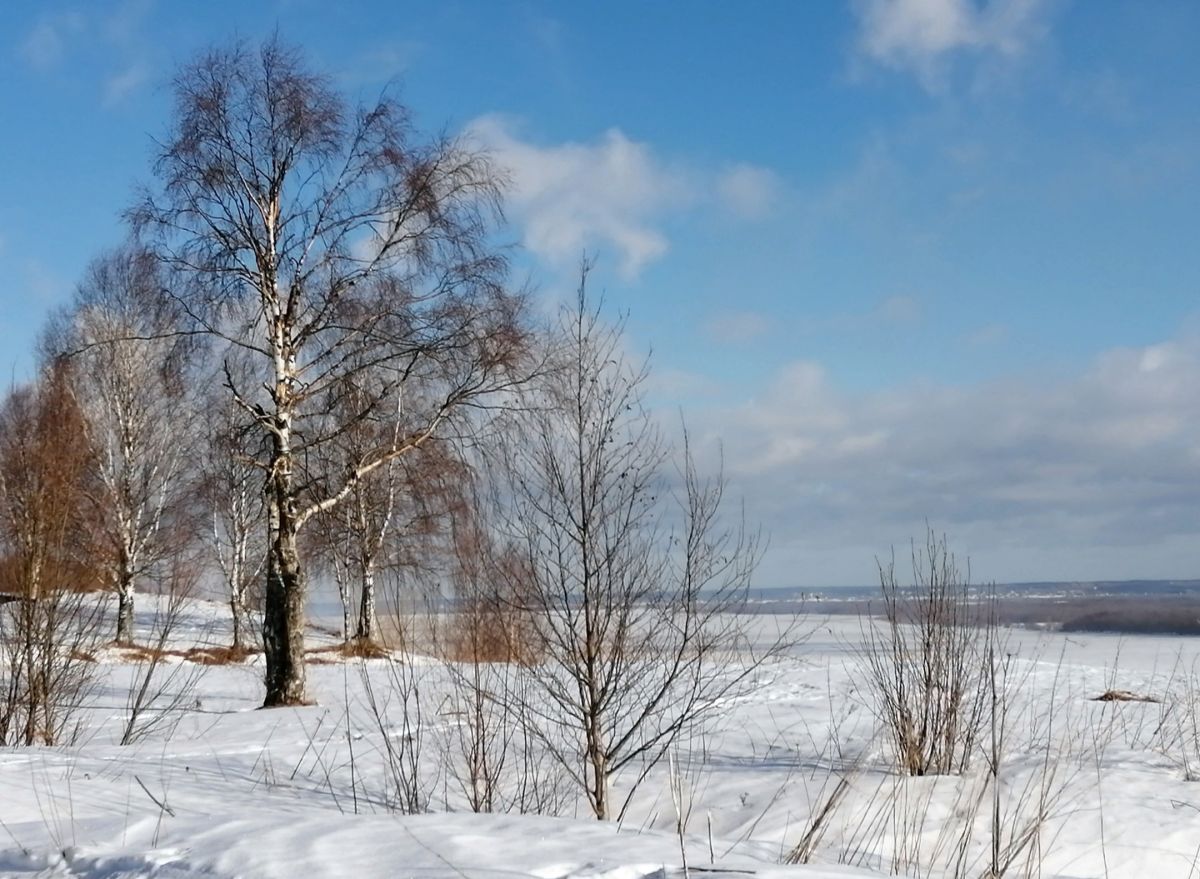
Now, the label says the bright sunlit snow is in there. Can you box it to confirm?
[3,599,1200,878]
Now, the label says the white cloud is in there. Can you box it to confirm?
[717,164,779,220]
[468,117,785,279]
[468,115,693,279]
[684,331,1200,585]
[853,0,1051,87]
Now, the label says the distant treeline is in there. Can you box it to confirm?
[763,593,1200,637]
[1056,603,1200,636]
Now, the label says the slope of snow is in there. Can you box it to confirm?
[3,600,1200,877]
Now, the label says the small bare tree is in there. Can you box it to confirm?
[496,265,777,820]
[132,37,528,705]
[0,363,106,746]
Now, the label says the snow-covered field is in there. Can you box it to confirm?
[5,600,1200,878]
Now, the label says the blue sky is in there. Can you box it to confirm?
[2,0,1199,586]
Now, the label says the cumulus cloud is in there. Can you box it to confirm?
[687,333,1200,585]
[853,0,1051,87]
[468,115,693,279]
[468,117,785,278]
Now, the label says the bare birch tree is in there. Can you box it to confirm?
[316,411,468,648]
[315,461,398,646]
[130,37,527,705]
[496,266,777,820]
[313,373,413,646]
[63,246,195,645]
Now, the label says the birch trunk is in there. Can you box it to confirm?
[356,563,377,642]
[263,491,307,705]
[116,584,134,645]
[262,335,308,705]
[229,580,248,651]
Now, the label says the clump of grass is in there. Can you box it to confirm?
[309,638,391,660]
[1091,689,1159,703]
[184,644,259,665]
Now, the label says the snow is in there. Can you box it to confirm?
[4,600,1200,878]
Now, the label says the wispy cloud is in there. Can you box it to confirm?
[102,62,149,108]
[717,164,780,220]
[788,294,925,337]
[338,40,422,87]
[704,310,772,345]
[19,11,86,71]
[873,294,922,324]
[19,2,154,106]
[852,0,1053,89]
[23,259,71,304]
[962,322,1009,348]
[102,0,154,44]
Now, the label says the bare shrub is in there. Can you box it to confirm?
[786,772,853,864]
[441,656,519,813]
[813,644,1082,878]
[858,529,996,777]
[360,653,431,814]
